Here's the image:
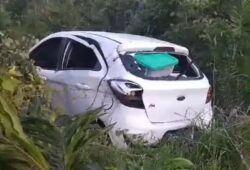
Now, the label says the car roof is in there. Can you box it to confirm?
[66,31,189,55]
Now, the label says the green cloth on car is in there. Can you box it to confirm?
[134,53,178,71]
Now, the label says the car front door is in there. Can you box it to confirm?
[29,37,70,113]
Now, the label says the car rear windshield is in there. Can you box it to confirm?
[120,52,202,80]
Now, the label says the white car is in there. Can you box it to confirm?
[29,31,213,148]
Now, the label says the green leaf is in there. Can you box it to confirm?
[0,95,26,138]
[12,133,50,170]
[1,77,19,93]
[0,135,50,170]
[167,158,194,170]
[0,110,14,137]
[0,144,28,162]
[246,84,250,94]
[8,66,23,77]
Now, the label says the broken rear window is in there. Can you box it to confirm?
[120,52,201,80]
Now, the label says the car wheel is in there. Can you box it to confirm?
[108,130,128,149]
[163,127,196,142]
[96,119,129,149]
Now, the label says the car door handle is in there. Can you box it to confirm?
[76,83,91,90]
[177,96,185,101]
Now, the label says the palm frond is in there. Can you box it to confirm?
[21,108,106,170]
[0,88,50,170]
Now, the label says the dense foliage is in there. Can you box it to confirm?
[0,0,250,169]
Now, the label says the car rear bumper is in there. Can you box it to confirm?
[107,102,213,145]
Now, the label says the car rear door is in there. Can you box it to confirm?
[59,36,108,115]
[30,35,108,115]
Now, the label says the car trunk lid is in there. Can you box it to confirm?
[139,79,209,123]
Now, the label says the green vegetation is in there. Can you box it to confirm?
[0,0,250,169]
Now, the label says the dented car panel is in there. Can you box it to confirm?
[29,31,213,148]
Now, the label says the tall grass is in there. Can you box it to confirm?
[81,109,250,170]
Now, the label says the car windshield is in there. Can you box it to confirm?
[120,52,201,80]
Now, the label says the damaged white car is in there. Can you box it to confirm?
[29,31,213,148]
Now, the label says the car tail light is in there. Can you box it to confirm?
[154,47,175,52]
[108,80,144,109]
[205,87,213,104]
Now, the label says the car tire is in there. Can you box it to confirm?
[163,127,196,142]
[108,130,128,149]
[96,119,129,149]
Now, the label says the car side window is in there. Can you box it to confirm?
[30,38,62,70]
[65,40,101,71]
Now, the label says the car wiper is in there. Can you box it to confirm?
[175,60,194,80]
